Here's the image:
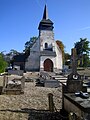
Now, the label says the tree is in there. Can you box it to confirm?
[9,49,20,55]
[56,40,65,61]
[64,53,71,66]
[4,49,20,66]
[24,37,38,56]
[74,38,90,67]
[0,53,8,73]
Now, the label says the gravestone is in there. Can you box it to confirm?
[44,79,60,88]
[62,48,90,119]
[67,48,83,93]
[2,75,25,95]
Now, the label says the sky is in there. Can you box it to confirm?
[0,0,90,54]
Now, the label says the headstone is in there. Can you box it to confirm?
[2,75,25,95]
[67,48,83,93]
[63,48,89,118]
[44,79,60,88]
[68,48,81,80]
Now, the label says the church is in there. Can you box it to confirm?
[25,5,62,72]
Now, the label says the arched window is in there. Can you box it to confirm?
[45,43,48,49]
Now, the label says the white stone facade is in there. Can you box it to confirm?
[25,30,62,72]
[39,30,62,72]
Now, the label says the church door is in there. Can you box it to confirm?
[44,59,53,72]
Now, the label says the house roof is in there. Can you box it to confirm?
[13,53,26,62]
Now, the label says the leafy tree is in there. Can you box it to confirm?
[4,49,20,66]
[88,58,90,67]
[64,53,71,66]
[74,38,90,67]
[9,49,20,55]
[83,54,90,67]
[56,40,65,62]
[0,53,8,73]
[56,40,71,67]
[24,37,38,56]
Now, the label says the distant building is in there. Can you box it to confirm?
[25,5,62,72]
[12,53,27,70]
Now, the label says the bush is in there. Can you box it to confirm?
[0,54,8,73]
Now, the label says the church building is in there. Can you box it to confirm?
[25,5,62,72]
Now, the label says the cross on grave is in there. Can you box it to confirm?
[71,48,77,75]
[68,48,81,80]
[66,48,83,93]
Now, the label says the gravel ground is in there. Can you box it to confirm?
[0,80,62,120]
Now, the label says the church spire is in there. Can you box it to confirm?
[38,4,54,31]
[43,4,48,20]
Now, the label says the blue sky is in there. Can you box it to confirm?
[0,0,90,54]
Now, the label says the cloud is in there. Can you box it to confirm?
[78,26,90,31]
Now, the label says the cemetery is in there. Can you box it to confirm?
[0,50,90,119]
[0,3,90,120]
[0,72,62,120]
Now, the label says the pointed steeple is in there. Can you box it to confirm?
[43,4,48,20]
[38,5,54,31]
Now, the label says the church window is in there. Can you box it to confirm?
[45,43,48,49]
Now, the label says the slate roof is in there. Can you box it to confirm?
[38,5,54,30]
[43,4,48,20]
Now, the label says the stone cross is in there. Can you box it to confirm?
[71,48,77,75]
[67,48,82,92]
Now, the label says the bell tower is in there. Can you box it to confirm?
[38,5,55,52]
[38,5,54,31]
[38,5,57,71]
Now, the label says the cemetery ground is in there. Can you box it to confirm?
[0,68,89,120]
[0,73,62,120]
